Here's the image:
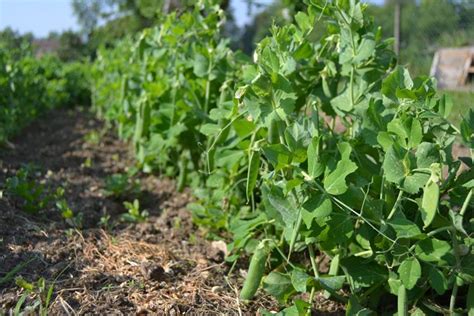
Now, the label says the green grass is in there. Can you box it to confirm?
[444,90,474,127]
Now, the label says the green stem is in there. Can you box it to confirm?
[450,228,461,315]
[450,282,458,315]
[308,244,320,279]
[203,56,213,114]
[308,287,315,315]
[387,190,403,220]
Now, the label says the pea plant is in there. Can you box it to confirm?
[0,49,90,143]
[93,0,473,313]
[93,0,245,187]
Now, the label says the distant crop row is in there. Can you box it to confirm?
[0,49,89,143]
[92,0,473,314]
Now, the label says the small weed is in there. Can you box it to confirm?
[82,157,93,168]
[4,170,82,227]
[83,130,101,145]
[173,217,181,230]
[5,169,50,213]
[103,172,140,198]
[99,213,112,230]
[14,276,54,316]
[121,199,148,223]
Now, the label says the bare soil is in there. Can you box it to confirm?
[0,108,344,315]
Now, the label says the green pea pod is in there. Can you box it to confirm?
[246,150,260,201]
[177,155,187,193]
[267,118,280,144]
[467,283,474,316]
[240,240,272,300]
[398,284,407,316]
[421,178,439,229]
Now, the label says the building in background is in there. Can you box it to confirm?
[431,47,474,90]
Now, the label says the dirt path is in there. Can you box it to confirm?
[0,108,282,315]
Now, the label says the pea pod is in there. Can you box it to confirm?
[267,117,280,144]
[467,283,474,316]
[397,284,407,316]
[177,155,188,192]
[240,240,272,300]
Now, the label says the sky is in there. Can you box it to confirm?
[0,0,384,38]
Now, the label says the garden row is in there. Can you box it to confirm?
[0,48,89,143]
[92,0,474,314]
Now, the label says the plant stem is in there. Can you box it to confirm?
[387,190,403,220]
[308,244,320,278]
[450,282,458,315]
[450,228,461,315]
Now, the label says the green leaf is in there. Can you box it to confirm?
[421,178,439,229]
[383,145,405,184]
[316,275,346,291]
[346,295,374,316]
[324,143,358,195]
[291,269,310,293]
[398,257,421,290]
[260,46,280,75]
[459,254,474,283]
[307,136,323,178]
[200,123,221,136]
[402,172,429,194]
[193,53,209,77]
[301,193,332,229]
[263,272,295,303]
[460,109,474,148]
[232,118,256,138]
[341,257,387,288]
[415,238,453,265]
[325,212,354,244]
[263,185,297,227]
[377,131,393,151]
[388,218,422,239]
[295,12,313,34]
[262,144,292,171]
[330,87,353,112]
[408,118,422,148]
[353,36,375,64]
[429,267,448,295]
[382,67,413,101]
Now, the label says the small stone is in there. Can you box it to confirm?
[208,240,227,262]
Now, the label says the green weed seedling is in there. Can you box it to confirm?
[82,157,93,168]
[83,130,101,145]
[99,213,112,230]
[5,169,50,214]
[53,187,82,228]
[103,173,140,198]
[121,199,148,223]
[14,276,54,316]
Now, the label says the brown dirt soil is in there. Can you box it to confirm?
[0,108,344,315]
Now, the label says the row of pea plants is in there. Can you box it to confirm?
[0,47,90,143]
[92,0,473,314]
